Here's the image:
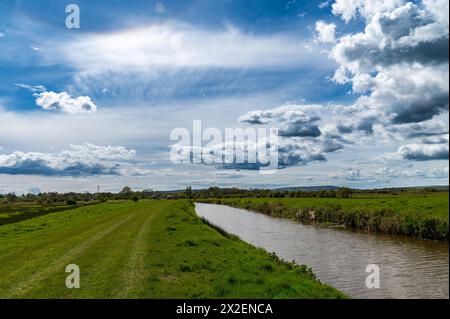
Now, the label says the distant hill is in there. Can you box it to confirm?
[272,186,340,192]
[154,185,448,193]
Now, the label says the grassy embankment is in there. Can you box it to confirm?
[199,192,449,241]
[0,200,345,299]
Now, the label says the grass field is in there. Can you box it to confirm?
[0,200,345,299]
[200,192,449,241]
[0,201,95,226]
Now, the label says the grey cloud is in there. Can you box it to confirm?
[398,143,449,160]
[239,104,323,137]
[238,110,272,124]
[329,0,449,131]
[420,134,449,144]
[392,92,449,124]
[337,3,449,70]
[279,124,321,137]
[0,144,136,176]
[347,169,363,181]
[388,120,449,139]
[336,123,354,134]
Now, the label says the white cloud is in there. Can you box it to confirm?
[0,143,136,176]
[238,104,323,138]
[15,83,46,93]
[327,0,448,137]
[432,166,449,178]
[34,91,97,114]
[45,23,328,73]
[155,2,165,14]
[332,0,403,22]
[318,1,330,9]
[315,21,337,43]
[27,186,41,194]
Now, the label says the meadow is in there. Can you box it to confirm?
[0,200,345,299]
[200,191,449,241]
[0,201,95,226]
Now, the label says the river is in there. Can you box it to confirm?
[195,203,449,299]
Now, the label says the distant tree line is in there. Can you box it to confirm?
[0,185,446,205]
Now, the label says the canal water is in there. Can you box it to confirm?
[195,203,449,299]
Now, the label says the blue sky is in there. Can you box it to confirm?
[0,0,448,193]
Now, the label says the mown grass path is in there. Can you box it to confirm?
[0,200,345,299]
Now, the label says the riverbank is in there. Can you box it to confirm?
[198,193,449,241]
[0,200,346,298]
[195,202,449,298]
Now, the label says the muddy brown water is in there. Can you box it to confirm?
[195,203,449,299]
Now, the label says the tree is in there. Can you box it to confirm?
[185,186,193,199]
[120,186,133,194]
[6,193,17,203]
[338,187,353,198]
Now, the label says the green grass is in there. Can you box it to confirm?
[0,201,95,226]
[0,200,345,299]
[200,192,449,241]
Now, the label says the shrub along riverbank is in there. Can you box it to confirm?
[198,192,449,241]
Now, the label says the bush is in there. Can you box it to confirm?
[66,200,77,205]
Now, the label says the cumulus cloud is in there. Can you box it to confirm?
[16,83,97,114]
[332,0,405,23]
[171,104,344,170]
[277,137,342,167]
[238,104,323,138]
[398,143,449,160]
[34,91,97,114]
[386,119,449,139]
[375,166,425,178]
[329,0,449,132]
[0,143,136,176]
[332,166,428,183]
[315,21,337,43]
[171,130,342,171]
[238,110,272,125]
[420,134,449,144]
[347,169,363,181]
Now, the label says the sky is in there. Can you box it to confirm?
[0,0,448,194]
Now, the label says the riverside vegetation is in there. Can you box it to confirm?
[199,191,449,241]
[0,200,346,298]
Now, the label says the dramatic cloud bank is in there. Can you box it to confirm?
[330,0,448,133]
[0,143,135,176]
